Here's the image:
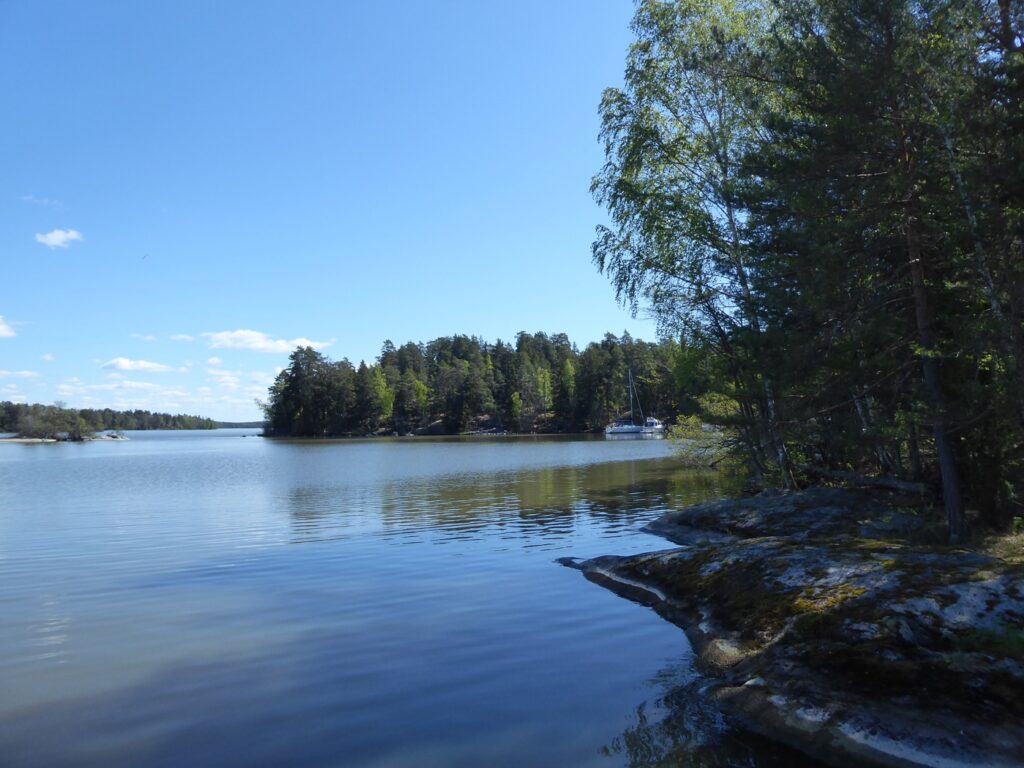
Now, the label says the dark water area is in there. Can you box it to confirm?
[0,431,814,767]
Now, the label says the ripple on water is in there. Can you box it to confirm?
[0,434,761,767]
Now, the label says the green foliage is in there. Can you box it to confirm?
[669,392,745,468]
[594,0,1024,535]
[0,402,216,438]
[356,363,394,432]
[262,332,700,437]
[669,416,726,468]
[510,391,524,432]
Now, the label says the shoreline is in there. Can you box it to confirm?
[566,488,1024,767]
[0,434,129,444]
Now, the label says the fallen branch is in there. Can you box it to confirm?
[797,464,929,495]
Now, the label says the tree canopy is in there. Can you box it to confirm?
[594,0,1024,538]
[0,402,217,439]
[261,332,703,438]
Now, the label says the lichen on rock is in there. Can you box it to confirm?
[567,487,1024,767]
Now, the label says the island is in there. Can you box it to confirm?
[260,332,686,438]
[0,402,219,441]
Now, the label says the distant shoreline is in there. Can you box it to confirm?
[0,433,129,444]
[0,427,264,445]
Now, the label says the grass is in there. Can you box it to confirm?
[955,627,1024,660]
[980,531,1024,566]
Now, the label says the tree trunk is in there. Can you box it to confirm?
[907,222,966,543]
[921,85,1024,428]
[762,378,795,489]
[907,417,924,482]
[725,205,794,489]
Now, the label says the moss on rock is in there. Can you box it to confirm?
[571,487,1024,767]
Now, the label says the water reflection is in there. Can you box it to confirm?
[2,432,764,767]
[285,457,742,547]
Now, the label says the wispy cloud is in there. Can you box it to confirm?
[0,370,41,379]
[171,334,194,342]
[131,333,158,342]
[1,384,27,403]
[207,357,223,366]
[0,316,15,339]
[207,369,241,390]
[204,329,333,354]
[35,228,83,249]
[101,357,183,373]
[53,377,262,421]
[206,367,274,396]
[42,353,56,362]
[19,194,63,209]
[59,378,177,395]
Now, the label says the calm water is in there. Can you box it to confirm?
[0,431,795,767]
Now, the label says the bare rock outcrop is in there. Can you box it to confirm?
[567,488,1024,767]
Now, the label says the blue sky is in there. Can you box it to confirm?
[0,1,657,421]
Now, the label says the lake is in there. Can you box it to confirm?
[0,430,803,767]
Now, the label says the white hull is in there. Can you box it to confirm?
[605,429,665,440]
[605,422,665,439]
[605,424,644,435]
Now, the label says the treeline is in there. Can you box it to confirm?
[593,0,1024,536]
[1,401,217,439]
[262,332,696,437]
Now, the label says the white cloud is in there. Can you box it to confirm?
[207,357,223,366]
[131,333,158,342]
[54,375,262,421]
[0,316,15,338]
[42,353,55,362]
[60,378,175,394]
[208,369,241,390]
[19,194,63,209]
[119,380,164,391]
[204,329,333,354]
[35,228,83,249]
[0,370,41,379]
[1,384,27,403]
[206,367,274,393]
[171,334,194,342]
[101,357,182,373]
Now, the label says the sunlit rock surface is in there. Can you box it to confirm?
[570,488,1024,767]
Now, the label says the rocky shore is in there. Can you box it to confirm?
[0,433,128,444]
[565,488,1024,767]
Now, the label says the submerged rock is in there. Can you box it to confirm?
[569,488,1024,767]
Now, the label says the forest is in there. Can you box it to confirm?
[261,332,697,438]
[0,402,217,439]
[266,0,1022,539]
[588,0,1023,538]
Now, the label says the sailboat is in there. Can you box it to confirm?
[604,369,665,438]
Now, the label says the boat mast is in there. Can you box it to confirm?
[627,368,646,425]
[627,369,634,424]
